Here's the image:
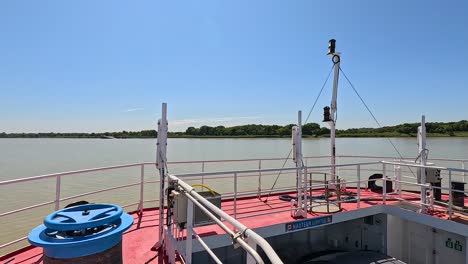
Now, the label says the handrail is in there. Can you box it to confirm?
[191,228,222,264]
[0,162,154,186]
[1,155,467,256]
[1,155,465,186]
[381,160,468,173]
[183,187,265,264]
[174,161,380,178]
[169,173,283,264]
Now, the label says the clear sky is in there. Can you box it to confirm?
[1,1,467,132]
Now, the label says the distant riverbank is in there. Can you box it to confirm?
[2,132,468,139]
[2,120,467,139]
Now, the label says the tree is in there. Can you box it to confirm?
[318,127,330,136]
[302,123,321,136]
[186,127,198,135]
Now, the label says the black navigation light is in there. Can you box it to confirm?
[323,106,331,122]
[327,39,336,55]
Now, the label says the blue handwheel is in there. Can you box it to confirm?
[44,203,123,231]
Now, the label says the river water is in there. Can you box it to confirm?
[1,137,467,254]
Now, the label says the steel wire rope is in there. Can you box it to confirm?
[339,67,417,178]
[262,65,334,203]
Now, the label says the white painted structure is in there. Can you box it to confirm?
[418,115,428,213]
[327,42,341,187]
[156,102,168,250]
[292,110,307,218]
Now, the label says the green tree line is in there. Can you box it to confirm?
[0,130,157,138]
[183,123,330,137]
[1,120,467,138]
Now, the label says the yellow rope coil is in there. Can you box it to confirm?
[191,184,216,196]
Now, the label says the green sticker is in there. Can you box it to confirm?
[446,238,454,249]
[455,241,463,252]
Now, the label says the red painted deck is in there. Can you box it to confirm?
[2,188,467,264]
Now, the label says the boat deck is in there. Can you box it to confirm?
[2,188,467,264]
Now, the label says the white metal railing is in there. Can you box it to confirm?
[169,173,282,264]
[1,155,467,256]
[166,160,468,263]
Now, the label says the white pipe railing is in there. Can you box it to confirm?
[140,165,145,214]
[181,186,267,264]
[170,173,282,264]
[191,228,222,264]
[1,155,467,254]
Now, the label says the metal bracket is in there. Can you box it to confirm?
[232,232,243,249]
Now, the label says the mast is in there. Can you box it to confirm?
[418,115,427,213]
[292,110,306,218]
[323,39,340,186]
[156,103,168,256]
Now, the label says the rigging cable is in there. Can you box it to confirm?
[262,65,334,203]
[339,67,417,177]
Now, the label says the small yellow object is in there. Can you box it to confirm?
[191,184,216,196]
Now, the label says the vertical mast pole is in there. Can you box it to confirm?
[293,111,306,218]
[325,39,340,185]
[418,115,427,213]
[330,56,340,184]
[297,110,303,200]
[156,103,168,249]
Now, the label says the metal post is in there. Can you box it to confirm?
[139,164,144,215]
[234,172,237,219]
[418,115,427,213]
[330,122,336,185]
[325,173,329,213]
[329,51,340,186]
[156,103,168,249]
[186,199,194,264]
[309,172,312,211]
[396,165,402,198]
[382,164,386,205]
[292,110,306,218]
[462,161,466,183]
[448,169,453,220]
[55,175,61,210]
[357,165,360,208]
[201,161,205,190]
[303,166,308,217]
[258,160,262,198]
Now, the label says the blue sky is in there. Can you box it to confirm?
[1,1,467,132]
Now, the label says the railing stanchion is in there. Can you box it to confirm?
[382,163,386,205]
[325,173,329,213]
[258,160,262,199]
[396,164,402,198]
[55,175,61,210]
[234,172,238,219]
[201,161,205,189]
[357,165,360,208]
[186,199,194,264]
[462,161,466,183]
[448,169,453,220]
[139,164,144,215]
